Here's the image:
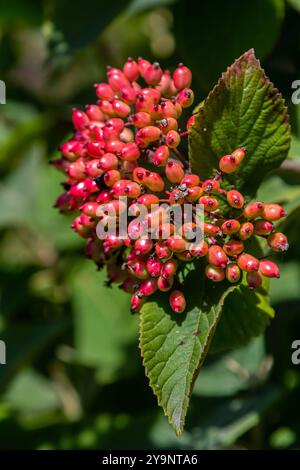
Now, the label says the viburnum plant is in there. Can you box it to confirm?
[53,50,291,435]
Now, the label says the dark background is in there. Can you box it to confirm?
[0,0,300,449]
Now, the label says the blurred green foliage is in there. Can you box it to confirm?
[0,0,300,450]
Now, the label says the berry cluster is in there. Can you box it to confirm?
[53,58,288,315]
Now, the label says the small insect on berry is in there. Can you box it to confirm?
[267,232,289,252]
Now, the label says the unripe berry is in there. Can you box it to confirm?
[157,276,174,292]
[161,259,178,279]
[189,241,209,257]
[219,155,239,174]
[186,186,203,201]
[267,232,289,252]
[134,238,153,256]
[226,263,241,283]
[202,179,220,193]
[207,245,228,269]
[137,194,159,208]
[166,130,181,148]
[173,64,192,90]
[146,257,163,277]
[246,271,263,289]
[223,239,244,256]
[153,145,169,166]
[177,88,194,108]
[131,292,146,313]
[259,259,280,278]
[243,201,264,219]
[205,265,225,282]
[232,147,246,164]
[169,290,186,313]
[130,112,152,128]
[253,219,274,236]
[139,278,158,296]
[161,100,178,119]
[262,204,286,221]
[237,253,260,272]
[165,161,185,183]
[143,171,165,192]
[238,222,254,240]
[144,62,163,85]
[123,58,139,81]
[95,83,115,101]
[120,127,134,143]
[221,219,241,235]
[176,250,194,261]
[103,169,121,187]
[159,117,178,134]
[181,174,200,187]
[199,196,219,212]
[227,190,244,209]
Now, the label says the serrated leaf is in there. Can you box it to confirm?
[139,265,237,435]
[189,49,291,198]
[210,278,274,353]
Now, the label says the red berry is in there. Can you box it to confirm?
[199,196,219,212]
[204,222,222,236]
[267,232,289,252]
[246,271,263,289]
[166,130,181,148]
[262,204,286,221]
[155,241,172,260]
[72,109,89,130]
[165,161,185,183]
[131,292,146,313]
[123,58,139,81]
[134,238,153,256]
[176,88,194,108]
[166,236,187,252]
[238,222,254,240]
[221,219,241,235]
[120,142,140,161]
[139,278,157,296]
[237,253,260,272]
[189,241,209,257]
[128,260,148,279]
[181,174,200,187]
[226,263,241,283]
[169,290,186,313]
[144,62,163,85]
[223,239,244,256]
[243,202,264,219]
[146,257,163,277]
[161,259,178,279]
[153,145,169,166]
[231,148,246,164]
[227,190,244,209]
[173,64,192,90]
[253,219,274,236]
[157,276,174,292]
[259,259,280,278]
[205,265,225,282]
[186,186,203,201]
[95,83,115,101]
[202,179,220,193]
[207,245,228,268]
[130,112,152,128]
[219,155,239,174]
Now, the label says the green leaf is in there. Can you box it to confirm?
[193,336,267,397]
[139,265,237,436]
[189,49,291,198]
[175,0,285,93]
[211,277,274,353]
